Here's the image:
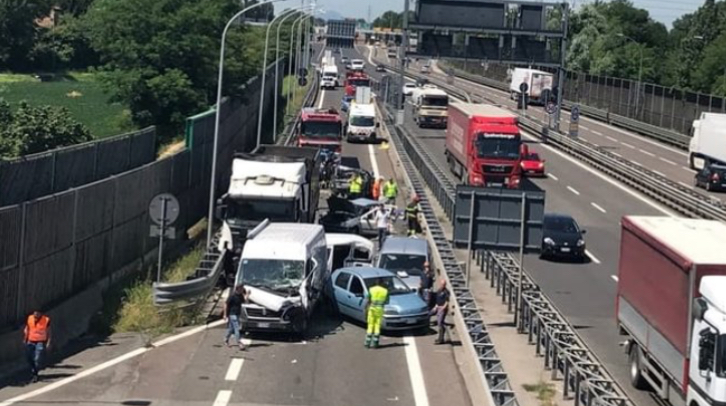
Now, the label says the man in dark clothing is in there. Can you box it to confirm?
[420,261,434,309]
[224,285,249,350]
[430,279,450,345]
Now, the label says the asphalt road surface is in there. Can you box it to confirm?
[360,45,672,406]
[0,46,472,406]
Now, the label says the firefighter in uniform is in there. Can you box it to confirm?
[364,278,389,348]
[24,310,51,382]
[383,179,398,205]
[406,196,421,236]
[349,174,363,199]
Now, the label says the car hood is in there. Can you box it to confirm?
[543,230,582,245]
[387,293,428,315]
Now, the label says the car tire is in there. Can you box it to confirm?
[629,346,648,390]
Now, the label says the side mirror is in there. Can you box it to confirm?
[376,122,380,128]
[215,204,227,220]
[694,297,709,321]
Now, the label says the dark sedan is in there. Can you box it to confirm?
[540,213,587,261]
[694,164,726,192]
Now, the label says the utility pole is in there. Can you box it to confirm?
[397,0,410,124]
[554,2,569,132]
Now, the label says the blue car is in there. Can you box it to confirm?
[341,95,354,112]
[329,266,430,331]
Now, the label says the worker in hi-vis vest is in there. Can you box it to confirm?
[363,278,389,348]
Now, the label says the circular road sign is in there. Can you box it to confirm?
[149,193,180,226]
[519,82,529,94]
[545,102,557,115]
[571,105,581,122]
[298,77,308,87]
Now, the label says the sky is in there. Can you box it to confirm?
[281,0,706,30]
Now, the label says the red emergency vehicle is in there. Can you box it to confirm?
[298,108,343,152]
[344,71,371,97]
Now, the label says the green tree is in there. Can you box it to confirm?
[0,100,92,157]
[0,0,51,70]
[692,33,726,95]
[373,11,402,29]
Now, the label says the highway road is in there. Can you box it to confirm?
[418,58,726,205]
[358,45,674,406]
[0,47,472,406]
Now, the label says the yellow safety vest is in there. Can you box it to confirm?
[368,285,389,308]
[350,177,362,193]
[383,181,397,198]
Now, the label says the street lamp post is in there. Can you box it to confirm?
[292,14,311,110]
[617,33,644,119]
[207,0,286,249]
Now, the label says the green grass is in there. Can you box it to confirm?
[0,72,135,139]
[523,381,557,406]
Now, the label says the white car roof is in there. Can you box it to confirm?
[228,158,304,199]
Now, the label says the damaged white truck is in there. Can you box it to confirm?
[234,221,329,335]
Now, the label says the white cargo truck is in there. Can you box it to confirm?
[688,113,726,170]
[509,68,554,105]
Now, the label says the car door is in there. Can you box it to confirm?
[360,207,376,236]
[333,272,353,317]
[346,275,368,322]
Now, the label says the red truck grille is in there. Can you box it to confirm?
[482,164,514,174]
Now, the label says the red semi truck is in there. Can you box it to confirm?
[617,216,726,406]
[444,103,523,188]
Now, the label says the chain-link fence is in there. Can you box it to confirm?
[0,60,284,333]
[445,60,726,135]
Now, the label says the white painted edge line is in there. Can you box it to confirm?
[317,89,326,109]
[611,275,619,282]
[682,166,695,172]
[632,161,642,167]
[639,149,655,157]
[567,186,580,196]
[652,170,666,177]
[520,130,676,217]
[586,250,601,265]
[590,202,606,213]
[659,157,676,166]
[612,152,623,158]
[368,144,381,178]
[213,390,233,406]
[403,336,430,406]
[0,320,226,405]
[225,358,245,381]
[547,173,559,181]
[678,181,693,189]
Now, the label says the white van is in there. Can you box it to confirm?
[321,65,339,89]
[346,102,379,142]
[326,233,375,271]
[235,221,328,334]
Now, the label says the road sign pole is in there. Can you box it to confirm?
[516,192,526,331]
[465,190,476,288]
[157,197,168,283]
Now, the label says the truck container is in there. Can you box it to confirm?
[617,216,726,406]
[326,20,356,48]
[509,68,554,105]
[688,112,726,170]
[444,103,522,188]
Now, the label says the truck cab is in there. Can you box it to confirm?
[412,87,449,128]
[688,113,726,170]
[346,102,379,142]
[299,108,344,153]
[320,65,339,89]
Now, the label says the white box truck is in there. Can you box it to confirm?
[509,68,554,105]
[688,113,726,170]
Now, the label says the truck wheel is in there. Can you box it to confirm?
[629,346,648,389]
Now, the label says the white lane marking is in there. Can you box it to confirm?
[403,336,430,406]
[567,186,580,196]
[580,116,688,157]
[213,390,232,406]
[591,202,606,213]
[317,89,326,109]
[586,250,601,264]
[611,275,619,282]
[580,125,590,131]
[547,173,559,181]
[0,319,227,405]
[225,358,244,381]
[621,142,636,149]
[520,130,676,217]
[606,136,618,142]
[659,157,676,165]
[653,170,666,177]
[592,130,603,136]
[683,166,695,172]
[368,144,380,178]
[639,149,655,157]
[678,181,693,188]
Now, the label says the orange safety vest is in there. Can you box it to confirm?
[372,179,381,200]
[26,315,50,342]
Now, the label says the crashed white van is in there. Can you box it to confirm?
[235,221,328,334]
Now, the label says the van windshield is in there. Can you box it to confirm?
[239,259,305,292]
[378,254,426,276]
[350,116,375,127]
[422,96,448,107]
[323,72,337,78]
[475,135,521,159]
[302,121,341,138]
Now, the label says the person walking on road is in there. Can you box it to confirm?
[383,178,398,205]
[364,278,389,348]
[430,279,451,345]
[420,261,434,309]
[374,205,391,248]
[406,196,421,236]
[371,177,383,201]
[349,173,363,199]
[224,285,249,351]
[24,310,51,382]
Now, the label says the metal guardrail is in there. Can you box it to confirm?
[153,247,227,308]
[374,63,634,406]
[379,104,519,406]
[380,61,726,223]
[448,67,691,149]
